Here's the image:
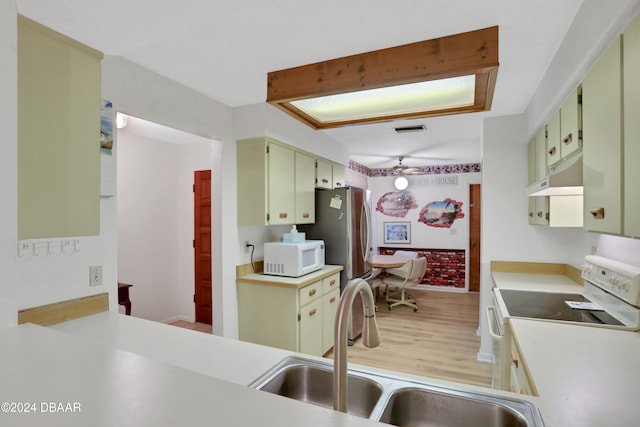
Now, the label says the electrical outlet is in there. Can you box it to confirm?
[90,265,103,286]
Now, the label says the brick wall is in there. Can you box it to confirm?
[379,247,466,288]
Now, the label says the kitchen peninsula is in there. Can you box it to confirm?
[31,307,640,427]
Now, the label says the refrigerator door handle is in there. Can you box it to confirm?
[361,198,372,262]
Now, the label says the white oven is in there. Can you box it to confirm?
[487,255,640,390]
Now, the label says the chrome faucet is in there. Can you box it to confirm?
[333,278,380,413]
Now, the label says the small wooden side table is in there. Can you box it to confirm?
[118,282,133,316]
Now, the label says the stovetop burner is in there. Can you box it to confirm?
[499,289,624,326]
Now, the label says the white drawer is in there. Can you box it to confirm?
[322,273,340,294]
[299,281,322,306]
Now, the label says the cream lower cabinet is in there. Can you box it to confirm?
[237,270,341,357]
[507,329,537,396]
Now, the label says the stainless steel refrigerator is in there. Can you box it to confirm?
[300,186,372,343]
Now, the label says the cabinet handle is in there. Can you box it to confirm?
[536,211,543,218]
[520,388,529,395]
[563,133,573,144]
[308,289,317,297]
[548,146,557,156]
[330,296,336,303]
[309,308,317,317]
[321,178,329,184]
[329,279,336,287]
[335,182,342,187]
[528,211,534,218]
[511,351,519,368]
[303,213,309,218]
[590,207,605,219]
[279,212,288,219]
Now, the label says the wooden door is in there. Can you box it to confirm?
[469,184,481,292]
[194,170,212,325]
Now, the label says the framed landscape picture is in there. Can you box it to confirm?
[384,221,411,244]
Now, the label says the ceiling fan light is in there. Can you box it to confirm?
[394,176,409,190]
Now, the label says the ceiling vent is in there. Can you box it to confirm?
[394,125,426,134]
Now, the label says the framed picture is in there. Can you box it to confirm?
[384,221,411,244]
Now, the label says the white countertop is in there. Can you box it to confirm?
[2,322,383,427]
[492,271,584,293]
[509,318,640,427]
[237,264,343,289]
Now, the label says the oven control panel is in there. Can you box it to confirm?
[582,255,640,307]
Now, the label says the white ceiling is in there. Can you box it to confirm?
[15,0,619,168]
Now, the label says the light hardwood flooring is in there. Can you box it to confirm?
[326,288,492,388]
[169,289,491,388]
[169,320,213,334]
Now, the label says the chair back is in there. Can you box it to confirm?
[408,257,427,283]
[394,250,417,259]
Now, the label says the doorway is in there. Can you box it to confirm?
[194,170,212,325]
[469,184,481,292]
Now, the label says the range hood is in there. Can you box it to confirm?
[527,151,583,196]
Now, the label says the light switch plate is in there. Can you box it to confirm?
[90,265,103,286]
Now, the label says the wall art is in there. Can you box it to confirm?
[376,191,418,217]
[384,222,411,244]
[418,198,464,228]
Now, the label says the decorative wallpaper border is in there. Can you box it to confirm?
[349,160,481,177]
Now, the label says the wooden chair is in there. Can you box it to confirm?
[382,257,427,312]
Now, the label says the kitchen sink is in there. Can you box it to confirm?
[250,356,545,427]
[378,387,532,427]
[249,358,383,418]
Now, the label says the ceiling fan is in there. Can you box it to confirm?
[391,156,422,175]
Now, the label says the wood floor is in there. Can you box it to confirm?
[169,288,492,388]
[326,288,492,388]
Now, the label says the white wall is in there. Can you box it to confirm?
[117,125,212,323]
[0,0,18,327]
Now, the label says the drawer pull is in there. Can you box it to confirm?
[279,212,288,219]
[329,279,336,286]
[563,133,573,144]
[590,207,605,219]
[309,308,317,317]
[303,213,310,218]
[329,296,336,304]
[308,289,317,297]
[548,146,557,156]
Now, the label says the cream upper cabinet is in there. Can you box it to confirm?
[559,87,582,159]
[527,128,549,225]
[18,16,103,239]
[624,14,640,238]
[315,158,333,189]
[332,163,346,188]
[237,137,294,225]
[582,37,623,235]
[545,111,561,167]
[295,152,315,224]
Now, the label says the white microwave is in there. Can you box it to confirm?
[263,240,325,277]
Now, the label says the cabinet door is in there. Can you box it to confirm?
[624,15,640,238]
[560,87,582,159]
[582,38,623,234]
[333,164,346,188]
[18,17,102,239]
[322,288,340,354]
[268,143,295,225]
[534,197,549,226]
[546,111,561,166]
[527,138,536,185]
[295,152,315,224]
[527,198,536,225]
[534,127,547,181]
[299,298,323,357]
[316,159,333,189]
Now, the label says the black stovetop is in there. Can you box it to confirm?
[499,289,623,326]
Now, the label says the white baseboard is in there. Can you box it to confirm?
[160,314,193,324]
[477,351,493,363]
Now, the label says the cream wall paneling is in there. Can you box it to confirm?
[17,16,103,239]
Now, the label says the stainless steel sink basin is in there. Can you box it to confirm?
[250,357,545,427]
[250,358,383,418]
[378,386,532,427]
